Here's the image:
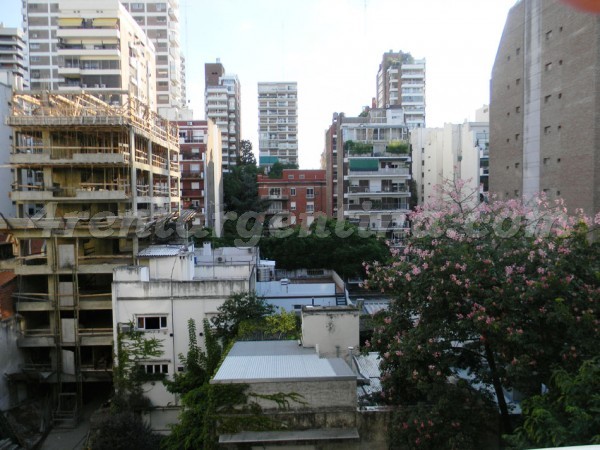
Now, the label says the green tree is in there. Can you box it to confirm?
[113,323,163,412]
[223,163,265,217]
[259,218,390,278]
[164,319,223,396]
[238,139,256,166]
[267,161,298,179]
[506,358,600,448]
[90,411,162,450]
[211,292,275,344]
[365,180,600,448]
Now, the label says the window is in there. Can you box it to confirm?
[191,164,200,172]
[143,363,169,374]
[299,174,305,179]
[306,203,314,213]
[269,187,281,197]
[191,182,200,190]
[288,174,294,179]
[137,316,167,330]
[290,188,296,196]
[290,201,296,211]
[306,188,314,199]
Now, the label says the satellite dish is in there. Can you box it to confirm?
[561,0,600,13]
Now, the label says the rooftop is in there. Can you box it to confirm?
[212,341,355,384]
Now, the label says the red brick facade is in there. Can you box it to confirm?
[177,121,208,213]
[257,170,326,223]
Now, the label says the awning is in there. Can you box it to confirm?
[93,18,118,27]
[58,18,83,27]
[349,158,378,171]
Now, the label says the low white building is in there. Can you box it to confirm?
[213,306,361,448]
[111,243,258,431]
[256,268,349,312]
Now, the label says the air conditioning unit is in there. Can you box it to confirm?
[119,323,131,333]
[217,256,224,263]
[81,84,87,88]
[100,84,106,88]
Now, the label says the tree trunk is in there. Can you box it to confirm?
[484,341,512,434]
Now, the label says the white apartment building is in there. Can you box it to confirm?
[258,81,298,167]
[205,61,241,173]
[121,0,183,113]
[22,0,182,112]
[111,243,258,431]
[376,51,426,129]
[24,0,156,109]
[0,25,28,85]
[411,106,489,205]
[329,108,412,245]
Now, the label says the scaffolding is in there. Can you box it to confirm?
[0,90,185,425]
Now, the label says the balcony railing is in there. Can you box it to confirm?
[347,203,409,212]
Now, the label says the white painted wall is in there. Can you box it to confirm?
[301,307,360,359]
[112,272,251,408]
[411,115,488,205]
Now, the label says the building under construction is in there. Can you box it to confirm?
[0,90,185,425]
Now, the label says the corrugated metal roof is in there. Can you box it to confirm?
[354,353,381,379]
[363,301,390,315]
[138,245,187,257]
[212,341,355,383]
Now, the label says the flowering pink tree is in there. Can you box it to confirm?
[364,180,600,449]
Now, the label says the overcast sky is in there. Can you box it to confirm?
[3,0,518,168]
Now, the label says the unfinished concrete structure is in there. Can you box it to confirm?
[0,90,181,425]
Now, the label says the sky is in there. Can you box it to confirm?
[2,0,517,169]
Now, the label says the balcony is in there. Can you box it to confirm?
[262,195,289,201]
[181,171,203,179]
[11,145,131,166]
[347,186,410,196]
[348,168,410,177]
[346,202,409,212]
[57,28,120,40]
[10,183,130,202]
[79,328,113,346]
[18,329,55,347]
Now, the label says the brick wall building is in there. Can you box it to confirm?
[257,169,326,226]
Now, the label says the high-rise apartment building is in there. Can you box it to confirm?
[23,0,182,112]
[121,0,183,112]
[204,60,241,173]
[325,108,412,246]
[0,25,28,86]
[490,0,600,215]
[376,50,426,129]
[23,0,156,109]
[258,81,298,167]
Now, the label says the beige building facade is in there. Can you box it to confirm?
[490,0,600,215]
